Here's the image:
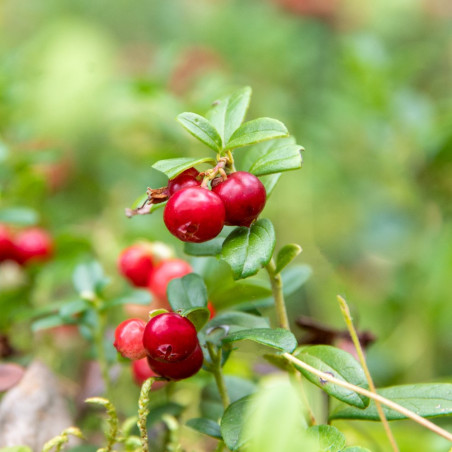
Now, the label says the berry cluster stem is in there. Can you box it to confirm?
[337,295,399,452]
[206,342,230,409]
[265,258,290,330]
[200,156,233,188]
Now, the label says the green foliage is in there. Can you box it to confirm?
[152,157,216,179]
[307,425,346,452]
[177,112,223,152]
[275,243,302,274]
[186,418,222,439]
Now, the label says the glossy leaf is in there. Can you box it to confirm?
[177,113,222,151]
[294,345,370,408]
[275,244,302,274]
[249,140,303,176]
[184,236,225,256]
[210,278,272,308]
[59,299,89,321]
[226,118,289,150]
[108,289,152,308]
[330,383,452,421]
[221,218,275,280]
[207,311,270,332]
[152,156,216,179]
[282,264,312,296]
[73,261,109,295]
[0,207,38,226]
[222,328,297,353]
[207,86,252,144]
[186,418,222,439]
[260,173,281,197]
[307,425,346,452]
[220,396,252,451]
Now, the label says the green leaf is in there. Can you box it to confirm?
[59,299,89,321]
[201,376,257,421]
[249,141,303,176]
[73,261,109,295]
[259,173,281,198]
[177,112,222,151]
[32,314,69,332]
[207,86,252,144]
[108,289,152,308]
[282,264,312,296]
[167,273,209,330]
[221,219,275,280]
[184,236,225,257]
[275,244,302,274]
[226,118,289,150]
[186,418,222,439]
[307,425,346,452]
[207,311,270,332]
[222,328,297,353]
[0,207,38,226]
[210,278,272,308]
[294,345,370,408]
[152,156,216,180]
[329,383,452,421]
[147,402,185,427]
[220,396,252,451]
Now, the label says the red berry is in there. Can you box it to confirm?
[118,244,154,288]
[147,258,192,304]
[147,344,203,380]
[14,227,53,265]
[212,171,266,227]
[143,312,198,362]
[168,168,201,197]
[0,225,16,262]
[163,187,225,243]
[114,318,147,360]
[132,357,166,389]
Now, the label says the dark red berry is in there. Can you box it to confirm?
[163,187,225,243]
[114,318,147,360]
[168,168,201,197]
[14,227,53,265]
[212,171,266,227]
[0,225,16,262]
[132,357,166,389]
[142,312,198,362]
[146,344,203,380]
[147,258,192,305]
[118,244,154,287]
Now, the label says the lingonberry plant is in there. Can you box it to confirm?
[26,87,452,451]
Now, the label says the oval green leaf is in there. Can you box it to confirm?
[220,218,275,280]
[220,396,252,451]
[207,86,252,144]
[222,328,297,353]
[307,425,346,452]
[186,418,222,439]
[226,117,289,150]
[294,345,370,408]
[177,112,222,151]
[152,156,216,179]
[275,243,302,274]
[184,236,225,257]
[329,383,452,421]
[73,261,109,295]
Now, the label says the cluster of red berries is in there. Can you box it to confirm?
[0,224,53,266]
[114,312,203,382]
[163,168,266,243]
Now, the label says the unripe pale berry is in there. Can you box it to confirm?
[114,318,147,360]
[212,171,266,227]
[167,168,201,197]
[143,312,198,362]
[163,186,225,243]
[146,344,204,380]
[147,258,192,304]
[14,227,53,265]
[118,244,154,288]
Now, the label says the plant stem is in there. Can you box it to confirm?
[265,259,290,330]
[283,353,452,443]
[337,295,399,452]
[137,378,155,452]
[207,342,230,409]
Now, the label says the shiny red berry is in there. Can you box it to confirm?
[118,244,154,288]
[0,225,16,262]
[14,227,53,265]
[147,258,192,305]
[132,357,166,389]
[212,171,266,227]
[168,168,201,197]
[114,318,147,360]
[146,344,203,380]
[142,312,198,362]
[163,186,225,243]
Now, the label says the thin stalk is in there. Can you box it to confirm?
[265,259,290,330]
[283,353,452,443]
[207,342,230,409]
[337,295,399,452]
[137,378,155,452]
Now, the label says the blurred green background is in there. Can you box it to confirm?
[1,0,451,449]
